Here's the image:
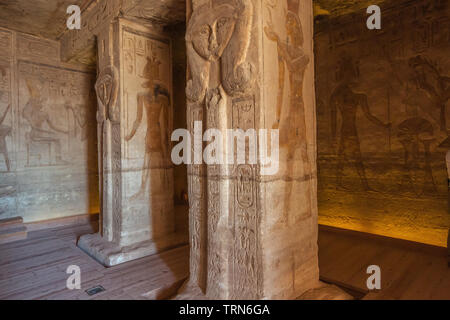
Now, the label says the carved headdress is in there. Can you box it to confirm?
[25,78,43,100]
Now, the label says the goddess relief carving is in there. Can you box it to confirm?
[95,66,120,241]
[185,0,254,103]
[95,66,119,124]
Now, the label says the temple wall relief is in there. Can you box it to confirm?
[0,27,98,222]
[121,24,174,244]
[315,0,450,247]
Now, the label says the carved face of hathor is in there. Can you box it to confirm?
[187,4,237,61]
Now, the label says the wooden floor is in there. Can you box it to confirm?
[0,222,448,299]
[0,222,189,300]
[319,226,450,300]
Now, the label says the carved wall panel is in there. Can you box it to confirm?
[18,62,94,168]
[315,0,450,247]
[0,29,15,218]
[120,25,174,242]
[260,0,319,299]
[0,27,98,222]
[17,34,60,65]
[0,30,13,61]
[61,0,121,63]
[230,95,258,299]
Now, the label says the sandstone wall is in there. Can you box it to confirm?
[315,0,450,246]
[0,27,98,222]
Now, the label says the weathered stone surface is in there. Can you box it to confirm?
[315,0,450,247]
[0,27,98,223]
[178,0,319,300]
[0,0,87,40]
[122,0,186,25]
[78,18,187,266]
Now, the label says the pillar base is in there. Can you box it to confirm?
[173,280,208,300]
[78,232,188,267]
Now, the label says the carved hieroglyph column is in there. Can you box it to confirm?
[179,0,320,299]
[78,18,187,266]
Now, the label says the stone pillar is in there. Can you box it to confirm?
[179,0,320,299]
[78,18,187,267]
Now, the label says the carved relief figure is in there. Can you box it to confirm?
[0,100,11,172]
[125,50,171,200]
[185,0,254,103]
[95,65,120,241]
[65,101,89,142]
[23,78,69,165]
[329,55,390,190]
[184,0,255,296]
[0,65,11,172]
[409,56,450,135]
[397,115,437,195]
[265,0,311,222]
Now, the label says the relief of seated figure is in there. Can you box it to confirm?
[23,78,68,166]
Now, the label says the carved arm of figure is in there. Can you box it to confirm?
[125,94,144,141]
[185,42,210,103]
[0,104,11,125]
[264,24,285,129]
[275,39,309,71]
[358,93,390,129]
[264,23,279,43]
[66,104,87,129]
[46,114,69,134]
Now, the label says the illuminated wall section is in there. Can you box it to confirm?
[314,0,450,247]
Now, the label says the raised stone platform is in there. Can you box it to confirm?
[78,232,188,267]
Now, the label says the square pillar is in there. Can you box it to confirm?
[78,18,187,267]
[178,0,320,299]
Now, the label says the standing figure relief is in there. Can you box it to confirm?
[329,55,390,191]
[409,56,450,135]
[264,0,311,224]
[0,99,11,172]
[186,0,254,103]
[125,51,171,200]
[0,66,11,171]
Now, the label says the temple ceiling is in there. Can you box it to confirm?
[0,0,186,40]
[0,0,387,41]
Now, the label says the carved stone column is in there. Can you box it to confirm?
[178,0,320,299]
[78,18,187,267]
